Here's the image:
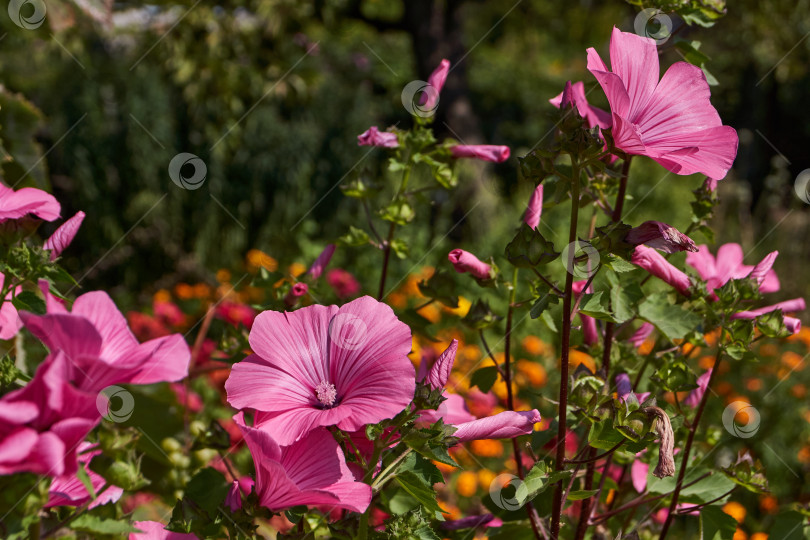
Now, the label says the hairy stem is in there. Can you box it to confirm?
[550,160,581,538]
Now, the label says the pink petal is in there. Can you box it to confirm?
[307,244,335,280]
[784,317,802,334]
[453,410,541,442]
[44,211,85,261]
[523,184,544,230]
[419,393,476,426]
[0,183,60,222]
[0,400,38,424]
[631,245,692,295]
[748,251,778,288]
[685,244,717,282]
[448,249,492,280]
[71,291,139,361]
[631,458,649,493]
[425,339,457,390]
[607,27,659,119]
[450,145,510,163]
[648,126,739,179]
[628,322,655,348]
[586,49,631,115]
[683,369,711,408]
[0,427,39,465]
[130,521,198,540]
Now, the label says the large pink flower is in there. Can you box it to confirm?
[20,289,190,392]
[225,296,414,446]
[549,80,611,130]
[46,442,124,508]
[0,182,60,222]
[587,27,738,179]
[685,243,779,294]
[0,356,99,477]
[235,412,371,512]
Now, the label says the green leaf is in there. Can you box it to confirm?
[566,489,599,501]
[505,224,559,268]
[530,293,559,319]
[184,468,230,514]
[579,291,617,322]
[418,271,458,309]
[769,511,806,540]
[338,226,371,247]
[379,198,415,225]
[398,452,443,487]
[604,254,637,273]
[639,293,701,340]
[539,310,557,333]
[699,505,737,540]
[76,463,96,501]
[11,291,46,315]
[462,300,501,330]
[390,238,409,259]
[611,281,644,324]
[70,515,141,535]
[588,419,625,450]
[395,471,445,515]
[470,366,499,393]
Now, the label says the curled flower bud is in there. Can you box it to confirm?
[425,339,457,390]
[225,480,242,512]
[450,145,510,163]
[625,221,697,254]
[283,282,308,307]
[420,59,450,111]
[44,211,85,261]
[448,249,493,280]
[357,126,399,148]
[642,406,675,478]
[631,245,692,295]
[307,244,335,280]
[628,322,654,348]
[452,410,541,442]
[524,184,544,230]
[748,251,778,287]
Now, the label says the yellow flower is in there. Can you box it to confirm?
[288,262,306,277]
[445,296,471,317]
[477,469,496,489]
[216,269,231,283]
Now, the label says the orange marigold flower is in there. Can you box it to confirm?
[759,495,778,514]
[216,269,231,283]
[517,360,547,387]
[174,283,194,300]
[568,349,596,372]
[246,249,278,271]
[733,529,747,540]
[153,289,171,303]
[781,351,805,370]
[478,469,496,488]
[723,501,746,523]
[791,384,807,398]
[745,379,762,392]
[470,439,503,458]
[750,534,768,540]
[456,471,478,497]
[523,335,548,356]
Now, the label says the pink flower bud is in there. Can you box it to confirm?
[731,297,806,320]
[572,280,598,346]
[628,322,654,348]
[448,249,493,280]
[523,184,544,230]
[450,145,510,163]
[419,59,450,111]
[785,317,802,334]
[357,126,399,148]
[452,410,541,442]
[425,339,457,390]
[748,251,777,287]
[307,244,335,280]
[631,245,692,295]
[683,369,711,408]
[44,211,85,261]
[225,480,242,512]
[625,221,697,254]
[284,282,308,307]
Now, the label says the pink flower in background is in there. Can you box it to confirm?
[308,244,335,280]
[226,296,414,446]
[441,514,503,531]
[615,373,650,404]
[549,80,611,130]
[450,145,510,163]
[420,59,450,111]
[573,280,598,346]
[418,393,476,426]
[683,369,712,408]
[20,289,190,392]
[46,442,124,508]
[235,412,371,512]
[155,300,185,327]
[628,322,655,348]
[631,245,692,295]
[357,126,399,148]
[326,268,361,298]
[448,249,493,280]
[283,282,308,307]
[587,27,738,179]
[0,182,60,222]
[625,221,697,254]
[524,184,544,230]
[215,301,256,329]
[0,357,99,477]
[43,211,85,261]
[0,274,22,340]
[686,243,779,295]
[731,298,806,334]
[452,410,541,442]
[129,521,197,540]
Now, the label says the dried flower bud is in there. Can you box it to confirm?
[642,406,675,478]
[625,221,697,254]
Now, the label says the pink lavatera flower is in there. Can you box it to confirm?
[549,80,611,130]
[129,521,197,540]
[283,282,308,307]
[573,280,598,346]
[587,27,738,179]
[44,211,85,261]
[307,244,335,280]
[631,245,692,295]
[0,273,22,340]
[418,393,476,426]
[0,356,99,477]
[625,221,697,254]
[46,442,124,508]
[615,373,650,404]
[450,145,510,163]
[685,243,779,295]
[0,182,60,222]
[452,410,541,442]
[523,184,544,230]
[683,369,712,408]
[235,412,372,513]
[357,126,399,148]
[731,298,806,334]
[326,268,361,299]
[448,249,493,280]
[628,322,655,348]
[226,296,414,446]
[419,59,450,111]
[20,289,191,392]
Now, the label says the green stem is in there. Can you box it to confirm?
[550,159,582,538]
[371,448,413,492]
[377,162,411,300]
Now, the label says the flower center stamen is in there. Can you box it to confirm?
[315,381,338,407]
